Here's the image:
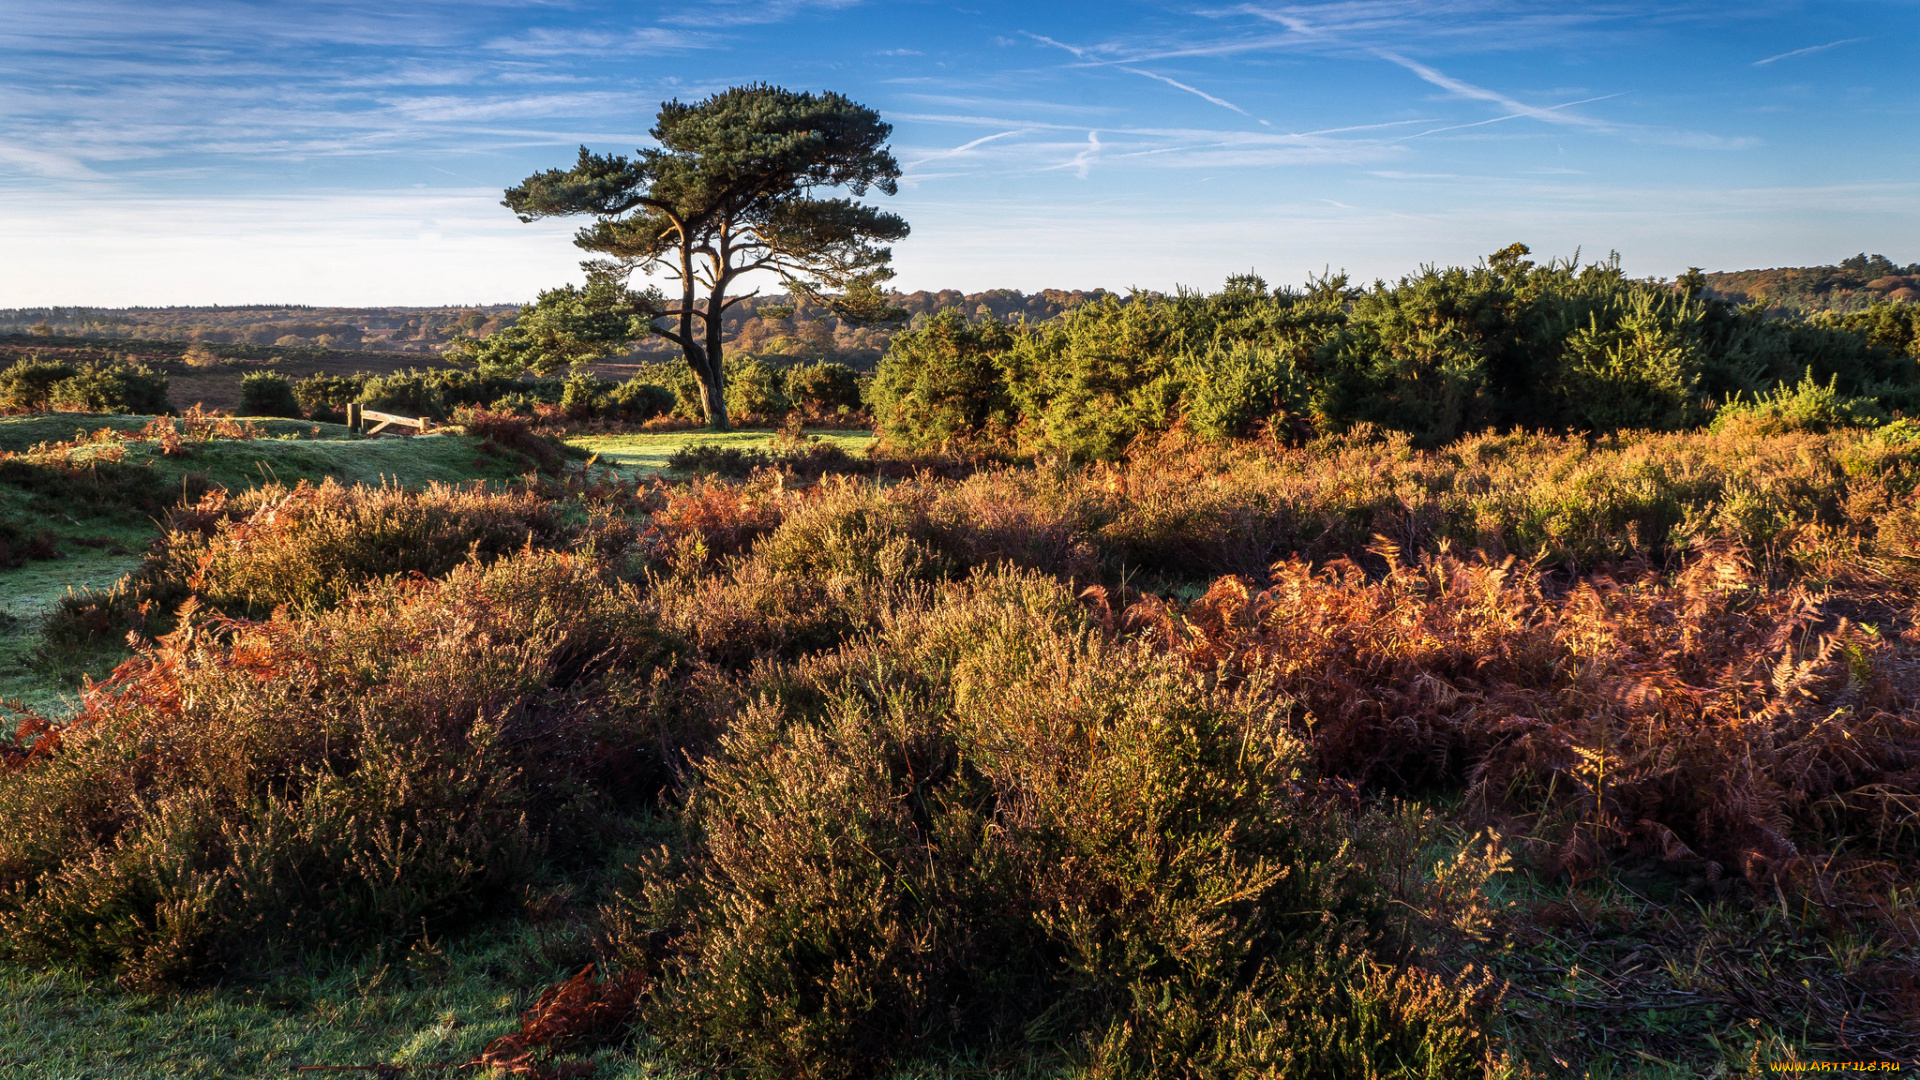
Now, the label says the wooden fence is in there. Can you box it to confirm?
[345,403,428,436]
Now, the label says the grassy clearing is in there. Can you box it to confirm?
[566,427,873,476]
[0,415,347,453]
[0,414,547,714]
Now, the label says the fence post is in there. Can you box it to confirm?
[347,402,361,433]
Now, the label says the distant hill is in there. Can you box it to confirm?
[0,289,1119,412]
[0,304,521,354]
[0,289,1116,374]
[1702,253,1920,313]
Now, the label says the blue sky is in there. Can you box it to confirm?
[1,0,1914,305]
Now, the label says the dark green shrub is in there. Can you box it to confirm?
[43,360,171,415]
[1182,340,1313,439]
[868,311,1017,449]
[607,379,674,420]
[723,357,789,422]
[236,371,301,418]
[0,358,78,413]
[786,361,863,416]
[560,374,614,419]
[291,373,368,423]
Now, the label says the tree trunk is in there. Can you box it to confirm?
[699,371,729,430]
[684,343,729,430]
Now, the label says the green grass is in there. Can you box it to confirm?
[0,922,692,1080]
[0,414,543,715]
[0,415,349,454]
[567,427,875,476]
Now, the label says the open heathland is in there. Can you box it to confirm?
[0,412,1914,1076]
[3,250,1919,1075]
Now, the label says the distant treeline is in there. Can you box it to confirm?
[0,290,1115,371]
[1703,252,1920,313]
[871,245,1920,456]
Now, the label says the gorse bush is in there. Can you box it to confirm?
[873,246,1920,457]
[236,371,301,418]
[0,359,79,414]
[0,356,171,416]
[47,360,173,415]
[867,311,1018,448]
[1709,370,1889,436]
[290,372,364,423]
[785,361,863,417]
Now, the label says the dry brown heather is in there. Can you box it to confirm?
[3,421,1918,1075]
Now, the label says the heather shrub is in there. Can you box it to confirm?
[750,476,942,582]
[147,479,565,614]
[0,551,678,987]
[612,571,1500,1078]
[236,371,300,418]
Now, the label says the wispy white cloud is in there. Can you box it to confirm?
[903,129,1030,171]
[481,26,704,56]
[1752,38,1864,66]
[1118,67,1266,123]
[1042,130,1103,179]
[1371,49,1610,129]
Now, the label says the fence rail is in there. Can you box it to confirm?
[346,404,428,436]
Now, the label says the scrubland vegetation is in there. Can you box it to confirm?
[1,247,1918,1076]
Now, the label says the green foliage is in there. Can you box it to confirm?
[1181,339,1313,439]
[876,245,1920,456]
[7,359,173,416]
[236,372,301,418]
[1710,370,1888,436]
[868,310,1017,448]
[722,356,790,422]
[503,85,908,427]
[0,359,78,414]
[448,275,659,378]
[606,378,675,421]
[291,373,367,423]
[785,360,864,416]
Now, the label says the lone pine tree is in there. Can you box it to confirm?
[503,84,909,429]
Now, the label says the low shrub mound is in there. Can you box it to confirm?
[610,571,1506,1079]
[236,370,301,418]
[148,477,566,615]
[0,551,678,989]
